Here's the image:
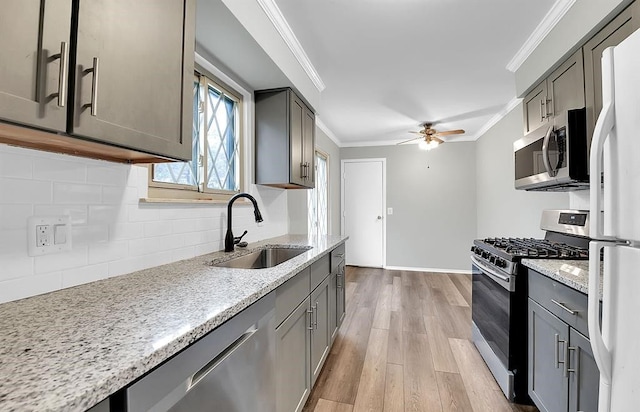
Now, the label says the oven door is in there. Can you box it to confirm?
[471,255,516,400]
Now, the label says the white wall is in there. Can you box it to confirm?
[341,142,477,272]
[0,144,288,304]
[475,103,570,238]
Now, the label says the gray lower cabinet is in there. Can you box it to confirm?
[329,272,338,343]
[255,87,315,189]
[336,261,346,328]
[528,270,599,412]
[310,276,331,386]
[276,296,312,412]
[0,0,71,132]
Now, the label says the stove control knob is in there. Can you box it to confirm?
[489,256,496,264]
[497,259,507,268]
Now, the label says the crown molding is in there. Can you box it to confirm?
[473,97,522,140]
[316,118,342,147]
[506,0,576,73]
[256,0,326,92]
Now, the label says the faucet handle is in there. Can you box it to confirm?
[234,230,248,244]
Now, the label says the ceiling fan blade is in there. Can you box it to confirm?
[397,136,424,145]
[434,129,465,136]
[433,136,444,144]
[409,130,427,135]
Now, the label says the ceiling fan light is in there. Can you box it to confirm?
[418,140,430,150]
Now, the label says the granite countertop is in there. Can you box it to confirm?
[0,234,347,412]
[521,259,603,299]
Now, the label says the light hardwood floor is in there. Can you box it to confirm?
[303,266,538,412]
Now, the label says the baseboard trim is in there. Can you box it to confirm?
[383,265,472,275]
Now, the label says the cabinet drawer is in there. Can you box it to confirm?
[528,269,589,337]
[276,268,310,328]
[311,255,330,292]
[330,244,345,271]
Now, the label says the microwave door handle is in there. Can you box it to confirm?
[542,125,555,177]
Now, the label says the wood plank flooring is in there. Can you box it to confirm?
[303,267,538,412]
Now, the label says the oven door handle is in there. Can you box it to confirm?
[470,255,514,291]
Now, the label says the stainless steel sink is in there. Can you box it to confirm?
[211,247,311,269]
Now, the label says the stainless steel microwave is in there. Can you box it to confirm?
[514,108,588,191]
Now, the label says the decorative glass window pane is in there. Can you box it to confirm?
[206,85,239,191]
[152,78,200,186]
[308,153,328,237]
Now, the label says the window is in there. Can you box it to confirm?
[149,70,242,200]
[308,151,328,237]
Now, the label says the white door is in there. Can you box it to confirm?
[341,159,385,267]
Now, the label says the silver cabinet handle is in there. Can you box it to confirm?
[56,42,69,107]
[87,57,100,116]
[551,299,577,315]
[554,333,567,370]
[312,303,318,329]
[307,307,314,330]
[300,162,306,179]
[540,99,545,121]
[336,253,345,258]
[566,346,577,377]
[545,98,553,118]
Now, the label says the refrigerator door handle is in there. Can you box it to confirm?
[590,47,616,241]
[588,241,612,384]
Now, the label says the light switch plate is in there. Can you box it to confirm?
[28,216,72,256]
[387,207,393,215]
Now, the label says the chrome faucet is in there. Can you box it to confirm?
[225,193,263,252]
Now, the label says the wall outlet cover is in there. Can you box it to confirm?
[27,216,72,256]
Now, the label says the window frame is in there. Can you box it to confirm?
[147,64,244,202]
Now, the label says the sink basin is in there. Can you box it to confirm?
[211,247,311,269]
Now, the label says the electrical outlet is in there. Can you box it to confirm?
[28,216,72,256]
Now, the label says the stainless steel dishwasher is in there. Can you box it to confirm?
[127,292,276,412]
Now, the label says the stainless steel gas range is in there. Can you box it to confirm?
[470,210,590,404]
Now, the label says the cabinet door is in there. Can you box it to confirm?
[568,329,599,412]
[336,263,346,328]
[289,93,306,186]
[276,297,311,412]
[0,0,71,132]
[548,49,585,119]
[523,81,549,135]
[303,107,316,188]
[528,299,570,412]
[72,0,194,160]
[584,2,640,142]
[329,272,338,343]
[310,276,331,386]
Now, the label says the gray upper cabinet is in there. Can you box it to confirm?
[71,0,194,160]
[584,1,640,142]
[523,81,549,135]
[0,0,71,132]
[255,87,315,189]
[547,49,585,119]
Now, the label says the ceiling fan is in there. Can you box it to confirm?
[397,123,465,150]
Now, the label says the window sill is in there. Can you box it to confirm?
[139,198,249,205]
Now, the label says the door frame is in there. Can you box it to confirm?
[340,158,386,268]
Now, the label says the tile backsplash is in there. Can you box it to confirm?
[0,144,288,303]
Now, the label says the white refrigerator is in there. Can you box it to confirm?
[589,27,640,412]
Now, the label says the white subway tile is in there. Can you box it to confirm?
[109,222,144,241]
[0,177,52,204]
[0,272,62,304]
[87,164,129,186]
[135,165,149,188]
[33,157,87,183]
[88,241,128,264]
[62,263,110,288]
[0,151,33,178]
[0,253,34,281]
[103,186,139,205]
[0,229,28,254]
[72,224,109,245]
[34,205,88,225]
[128,234,185,256]
[0,204,33,230]
[53,182,101,204]
[143,221,173,237]
[108,251,173,278]
[89,205,127,225]
[34,245,88,274]
[194,241,221,256]
[171,246,197,262]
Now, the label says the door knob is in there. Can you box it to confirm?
[377,216,382,220]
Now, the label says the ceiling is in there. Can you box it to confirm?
[274,0,558,146]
